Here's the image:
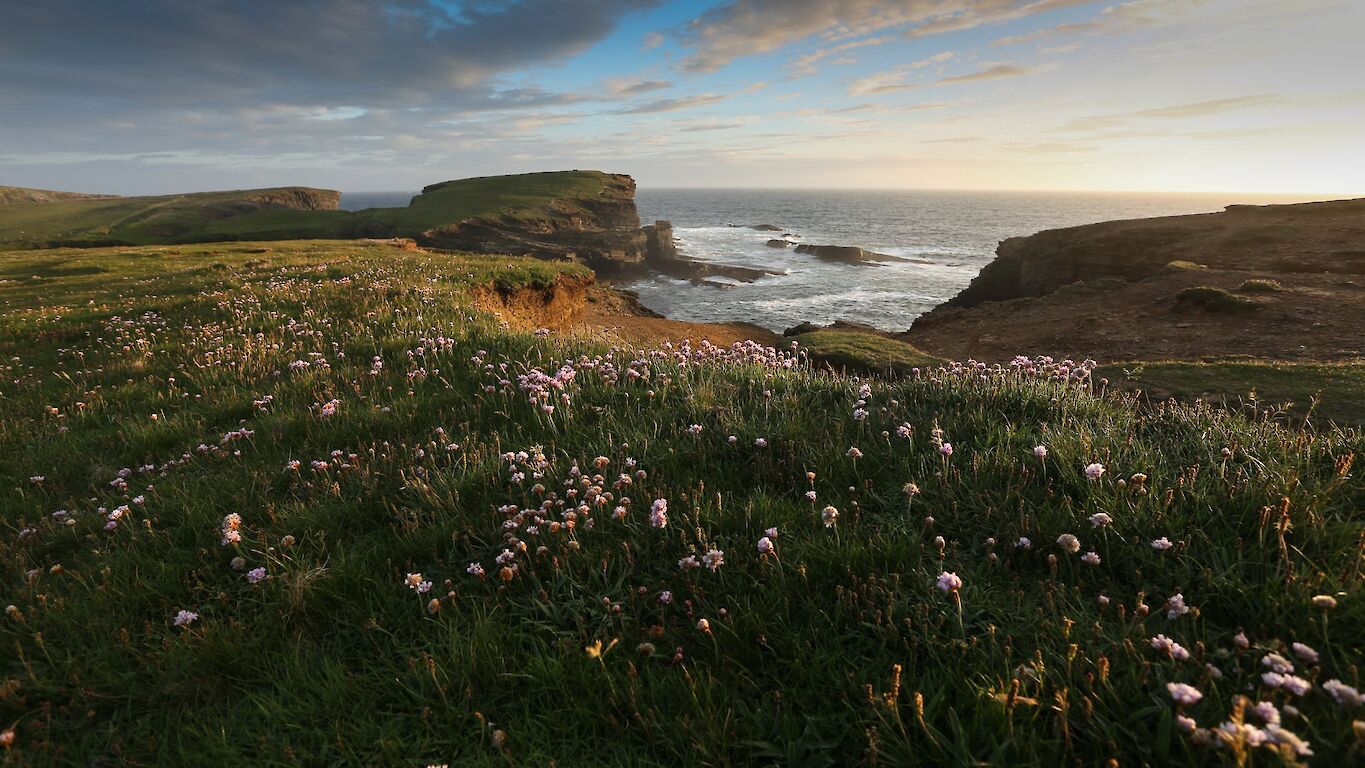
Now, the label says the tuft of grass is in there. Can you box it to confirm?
[789,328,942,375]
[1237,278,1284,293]
[0,241,1361,766]
[1173,285,1257,312]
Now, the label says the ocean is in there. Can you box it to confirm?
[342,189,1322,332]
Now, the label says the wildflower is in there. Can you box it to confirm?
[1084,462,1105,481]
[754,438,768,447]
[1262,653,1294,674]
[847,447,863,459]
[1167,682,1203,705]
[1034,445,1047,459]
[1151,634,1191,660]
[936,572,962,593]
[1311,594,1338,609]
[427,598,442,614]
[1081,551,1101,566]
[658,591,673,605]
[897,424,912,439]
[229,556,246,571]
[703,548,725,571]
[1323,679,1364,706]
[939,443,953,457]
[1087,512,1113,528]
[903,482,920,497]
[757,536,775,555]
[1056,534,1081,554]
[765,527,778,538]
[466,562,485,578]
[246,567,267,584]
[1233,631,1249,649]
[650,499,668,528]
[727,435,738,444]
[1265,726,1313,757]
[678,555,700,571]
[821,505,839,527]
[173,609,198,627]
[405,573,432,593]
[1291,642,1318,664]
[1016,537,1032,549]
[686,424,703,436]
[696,618,711,634]
[1176,715,1197,733]
[1166,593,1190,620]
[1151,537,1173,551]
[1219,721,1268,748]
[1250,701,1281,725]
[0,728,14,748]
[805,490,817,501]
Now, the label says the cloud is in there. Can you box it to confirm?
[617,93,734,114]
[676,0,1091,73]
[991,0,1197,46]
[1062,94,1285,131]
[850,58,1032,96]
[0,0,656,111]
[848,51,955,95]
[607,79,674,96]
[789,35,894,76]
[642,31,665,50]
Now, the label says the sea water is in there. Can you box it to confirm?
[342,188,1320,332]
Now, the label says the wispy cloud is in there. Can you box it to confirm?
[618,92,733,114]
[849,58,1033,96]
[1063,94,1285,131]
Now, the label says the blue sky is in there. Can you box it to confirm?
[1,0,1361,194]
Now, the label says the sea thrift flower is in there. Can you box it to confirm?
[1167,682,1203,705]
[1233,631,1249,649]
[847,447,862,459]
[1291,642,1319,664]
[1081,551,1101,566]
[703,548,725,571]
[246,567,267,584]
[405,573,432,593]
[678,555,700,571]
[821,505,839,527]
[1323,679,1364,706]
[650,499,668,528]
[754,438,768,447]
[936,572,963,593]
[1034,445,1048,459]
[696,618,711,634]
[1151,537,1173,551]
[466,563,485,578]
[1176,715,1197,733]
[173,610,198,627]
[1056,534,1081,554]
[756,536,775,555]
[1088,513,1113,528]
[1084,462,1105,481]
[1311,594,1338,609]
[1016,537,1032,549]
[765,527,778,538]
[658,591,673,605]
[1151,634,1191,660]
[805,490,817,501]
[939,443,953,457]
[1166,593,1191,620]
[1262,653,1294,674]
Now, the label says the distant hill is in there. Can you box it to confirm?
[0,171,674,271]
[0,186,341,247]
[0,185,120,205]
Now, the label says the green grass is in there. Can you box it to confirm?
[0,171,610,248]
[790,328,943,375]
[1,242,1361,766]
[1098,359,1365,427]
[1174,286,1257,312]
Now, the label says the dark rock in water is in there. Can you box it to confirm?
[766,239,791,248]
[643,220,678,262]
[794,243,906,265]
[782,233,797,238]
[750,224,783,231]
[783,321,820,336]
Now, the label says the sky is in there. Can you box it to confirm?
[1,0,1362,195]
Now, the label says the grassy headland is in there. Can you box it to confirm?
[1,241,1360,765]
[0,171,610,249]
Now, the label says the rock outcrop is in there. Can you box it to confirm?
[794,243,905,265]
[0,186,120,205]
[907,198,1365,362]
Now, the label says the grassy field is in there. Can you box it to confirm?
[1,241,1362,766]
[1098,359,1365,428]
[0,171,609,248]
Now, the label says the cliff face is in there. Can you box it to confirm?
[908,198,1365,362]
[411,173,674,272]
[945,198,1365,309]
[0,186,120,205]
